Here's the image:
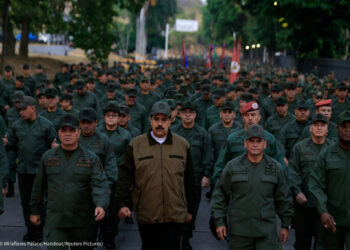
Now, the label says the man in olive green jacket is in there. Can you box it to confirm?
[309,110,350,250]
[211,124,293,250]
[30,114,109,249]
[289,113,332,250]
[113,101,196,250]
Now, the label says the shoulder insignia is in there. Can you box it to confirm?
[265,162,277,176]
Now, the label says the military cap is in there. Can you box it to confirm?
[212,88,226,99]
[126,87,137,97]
[119,104,129,115]
[22,64,30,70]
[36,88,46,97]
[107,83,117,91]
[295,100,309,110]
[64,84,75,93]
[240,101,259,115]
[58,114,79,129]
[194,82,201,91]
[249,88,259,94]
[271,84,283,92]
[315,99,332,107]
[243,80,251,87]
[16,75,24,82]
[103,102,120,114]
[75,80,86,89]
[226,84,235,92]
[235,86,244,92]
[217,74,225,81]
[286,82,297,89]
[86,77,95,83]
[140,76,150,82]
[338,110,350,124]
[336,82,347,90]
[246,124,265,140]
[13,91,25,102]
[163,99,176,110]
[164,89,178,99]
[4,65,12,72]
[174,93,185,105]
[79,108,97,122]
[45,88,59,97]
[181,101,197,112]
[311,113,328,124]
[18,96,37,109]
[261,81,269,88]
[221,100,235,111]
[36,64,43,69]
[201,84,211,94]
[180,83,188,91]
[60,93,72,101]
[150,101,171,117]
[275,96,287,106]
[240,92,254,102]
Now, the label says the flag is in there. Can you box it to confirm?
[219,43,226,69]
[182,40,188,69]
[206,44,214,68]
[229,38,241,84]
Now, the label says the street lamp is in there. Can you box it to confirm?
[245,45,250,50]
[252,44,256,49]
[274,1,278,6]
[257,44,261,48]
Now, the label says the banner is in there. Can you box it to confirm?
[229,39,241,83]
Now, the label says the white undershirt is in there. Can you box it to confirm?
[151,131,166,144]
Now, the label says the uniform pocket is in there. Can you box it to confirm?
[231,174,249,196]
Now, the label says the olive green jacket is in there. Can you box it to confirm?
[264,112,295,139]
[308,143,350,227]
[7,116,57,174]
[299,121,338,143]
[30,145,109,228]
[113,131,196,224]
[72,91,102,119]
[0,140,9,214]
[79,131,117,187]
[39,108,67,131]
[211,153,293,237]
[288,137,333,207]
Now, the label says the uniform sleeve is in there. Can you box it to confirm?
[0,115,7,138]
[111,144,135,211]
[46,121,58,146]
[104,140,118,186]
[267,134,286,168]
[275,164,293,228]
[184,147,196,215]
[0,139,9,188]
[90,156,110,210]
[288,144,303,196]
[308,152,328,215]
[212,139,231,185]
[210,164,232,227]
[278,126,287,157]
[30,157,47,215]
[6,124,17,150]
[202,132,214,177]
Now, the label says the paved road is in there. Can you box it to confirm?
[0,184,295,249]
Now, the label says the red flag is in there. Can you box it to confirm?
[219,43,226,69]
[229,38,241,84]
[206,44,214,68]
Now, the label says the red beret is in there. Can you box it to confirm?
[315,99,332,107]
[240,101,259,115]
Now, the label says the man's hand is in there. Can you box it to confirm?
[118,207,131,219]
[95,207,105,221]
[4,105,9,111]
[279,228,289,244]
[216,226,227,240]
[295,192,307,204]
[321,212,336,232]
[186,213,192,223]
[284,157,288,167]
[30,215,41,226]
[201,176,210,188]
[2,188,6,196]
[3,134,8,147]
[51,138,59,148]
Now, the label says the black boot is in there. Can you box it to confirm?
[104,236,115,249]
[23,227,33,242]
[6,182,14,198]
[32,226,43,243]
[182,237,192,250]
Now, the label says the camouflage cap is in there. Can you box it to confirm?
[119,104,129,115]
[275,96,287,106]
[212,88,226,99]
[79,108,97,122]
[60,93,73,101]
[311,113,328,124]
[45,88,59,97]
[58,114,79,129]
[337,110,350,125]
[221,100,235,111]
[74,80,86,89]
[103,102,120,114]
[150,101,171,117]
[13,91,25,102]
[181,101,197,112]
[18,96,37,109]
[16,75,24,82]
[163,99,176,110]
[286,82,297,90]
[126,87,137,97]
[246,124,265,140]
[295,100,309,110]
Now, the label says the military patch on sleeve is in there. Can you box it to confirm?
[265,163,277,176]
[46,157,60,166]
[76,158,91,168]
[93,140,105,149]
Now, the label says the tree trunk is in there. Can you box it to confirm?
[5,27,16,56]
[135,1,149,60]
[19,19,30,57]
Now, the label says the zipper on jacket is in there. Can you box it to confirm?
[160,144,165,220]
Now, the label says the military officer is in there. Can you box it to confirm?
[211,124,293,250]
[122,88,147,133]
[59,93,79,115]
[331,83,350,123]
[204,88,226,129]
[172,101,213,249]
[212,101,286,185]
[39,88,67,131]
[288,113,332,250]
[137,76,160,115]
[4,96,57,242]
[193,84,214,126]
[117,104,141,138]
[30,113,109,250]
[260,84,284,124]
[53,64,70,89]
[309,110,350,250]
[164,99,182,128]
